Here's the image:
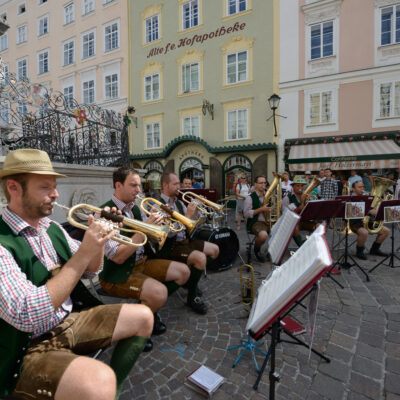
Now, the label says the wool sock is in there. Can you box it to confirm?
[356,245,365,254]
[186,266,203,303]
[164,281,180,296]
[293,234,303,247]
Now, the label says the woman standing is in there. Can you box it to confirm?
[235,175,251,230]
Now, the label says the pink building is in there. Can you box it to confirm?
[280,0,400,173]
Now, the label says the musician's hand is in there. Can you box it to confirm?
[186,202,198,218]
[147,212,164,225]
[102,206,123,227]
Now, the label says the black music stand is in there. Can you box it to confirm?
[301,200,344,288]
[369,199,400,273]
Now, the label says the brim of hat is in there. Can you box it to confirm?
[291,182,306,185]
[0,169,67,178]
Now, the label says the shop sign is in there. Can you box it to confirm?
[178,149,205,161]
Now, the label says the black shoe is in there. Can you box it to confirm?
[370,248,387,257]
[152,313,167,335]
[254,247,265,262]
[356,252,368,260]
[143,338,153,352]
[188,296,208,314]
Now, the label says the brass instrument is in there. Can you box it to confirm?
[300,177,321,205]
[55,202,169,249]
[138,195,184,232]
[178,190,224,215]
[240,263,255,306]
[263,172,282,230]
[363,177,395,234]
[342,181,351,195]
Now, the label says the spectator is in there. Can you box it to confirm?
[281,171,292,195]
[235,175,251,230]
[181,177,192,188]
[362,170,373,193]
[320,168,339,200]
[192,178,201,189]
[348,169,362,187]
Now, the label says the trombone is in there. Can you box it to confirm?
[178,190,224,215]
[55,202,169,249]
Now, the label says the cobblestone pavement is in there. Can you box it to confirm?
[97,212,400,400]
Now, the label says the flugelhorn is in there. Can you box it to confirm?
[178,190,224,215]
[54,202,169,249]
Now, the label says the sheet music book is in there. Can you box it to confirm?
[246,224,332,336]
[185,365,225,397]
[268,208,300,265]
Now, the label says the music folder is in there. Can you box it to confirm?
[300,199,342,220]
[374,199,400,221]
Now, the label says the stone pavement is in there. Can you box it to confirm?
[97,212,400,400]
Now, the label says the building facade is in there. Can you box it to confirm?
[129,0,279,198]
[279,0,400,174]
[0,0,128,113]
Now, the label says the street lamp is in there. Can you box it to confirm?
[267,93,281,137]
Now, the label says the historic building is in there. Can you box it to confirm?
[128,0,279,198]
[279,0,400,174]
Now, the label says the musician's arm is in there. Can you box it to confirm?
[105,233,143,264]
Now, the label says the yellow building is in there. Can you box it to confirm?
[129,0,279,197]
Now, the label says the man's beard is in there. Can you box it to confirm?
[22,193,53,219]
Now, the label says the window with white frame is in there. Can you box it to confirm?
[64,3,74,25]
[144,73,160,102]
[103,0,115,4]
[17,25,27,44]
[227,109,248,140]
[38,50,49,74]
[145,15,159,43]
[18,3,26,15]
[182,0,198,30]
[146,122,161,149]
[309,91,333,124]
[381,4,400,46]
[379,80,400,117]
[182,62,199,93]
[17,58,27,80]
[104,21,119,52]
[82,30,95,59]
[82,0,95,15]
[227,0,247,15]
[82,79,95,103]
[183,115,200,137]
[226,50,247,84]
[17,103,27,118]
[63,40,74,66]
[63,85,74,106]
[310,21,333,59]
[0,33,8,52]
[38,15,49,36]
[105,73,118,99]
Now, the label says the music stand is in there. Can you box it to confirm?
[369,199,400,273]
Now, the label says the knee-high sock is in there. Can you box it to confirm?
[186,266,203,302]
[110,336,148,399]
[164,281,180,296]
[293,234,303,247]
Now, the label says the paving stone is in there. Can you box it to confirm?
[387,358,400,374]
[386,373,400,395]
[352,355,383,380]
[350,372,382,399]
[318,358,351,382]
[310,373,346,400]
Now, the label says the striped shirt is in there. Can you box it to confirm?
[0,207,86,337]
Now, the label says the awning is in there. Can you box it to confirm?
[287,139,400,172]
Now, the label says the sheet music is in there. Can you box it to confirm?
[247,224,332,334]
[268,209,300,265]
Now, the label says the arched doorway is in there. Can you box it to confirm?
[143,160,163,194]
[179,157,205,186]
[223,154,252,197]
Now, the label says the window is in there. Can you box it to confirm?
[379,81,400,117]
[17,103,27,118]
[146,122,161,149]
[310,21,333,59]
[103,0,115,4]
[309,91,332,124]
[144,73,160,102]
[38,49,49,74]
[227,109,248,140]
[182,62,199,93]
[63,40,74,66]
[82,30,95,59]
[145,15,159,43]
[17,25,27,44]
[38,15,49,36]
[3,64,9,80]
[183,115,200,136]
[17,58,27,80]
[182,0,198,30]
[104,21,119,52]
[18,3,26,15]
[64,3,75,25]
[0,33,8,52]
[39,0,48,5]
[227,0,246,15]
[381,5,400,46]
[1,102,9,123]
[83,80,95,103]
[82,0,95,15]
[0,12,7,23]
[226,50,247,84]
[105,73,118,99]
[63,86,74,106]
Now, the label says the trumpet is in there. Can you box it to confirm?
[178,190,224,215]
[138,194,184,232]
[54,202,169,249]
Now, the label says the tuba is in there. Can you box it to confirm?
[342,181,351,195]
[263,172,282,230]
[363,177,395,234]
[300,177,321,205]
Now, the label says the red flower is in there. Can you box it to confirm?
[349,137,353,141]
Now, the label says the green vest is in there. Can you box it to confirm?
[246,192,262,232]
[0,217,101,396]
[99,199,142,283]
[288,192,301,208]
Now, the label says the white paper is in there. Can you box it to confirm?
[188,365,224,393]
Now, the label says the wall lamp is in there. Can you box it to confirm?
[126,106,138,128]
[267,93,286,137]
[202,99,214,120]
